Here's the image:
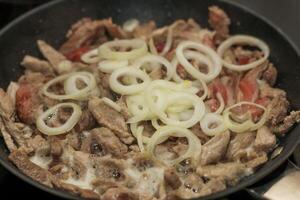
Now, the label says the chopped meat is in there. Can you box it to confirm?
[226,132,256,161]
[71,151,90,180]
[9,149,53,186]
[60,18,127,55]
[132,154,155,171]
[102,187,138,200]
[245,151,268,169]
[183,173,204,193]
[52,179,99,199]
[6,82,19,110]
[272,111,300,135]
[74,110,96,132]
[0,118,17,151]
[262,63,277,86]
[198,178,226,197]
[16,83,43,124]
[66,131,83,150]
[208,6,230,44]
[190,123,209,144]
[133,21,156,39]
[164,168,181,189]
[27,135,49,153]
[0,88,15,118]
[88,97,133,144]
[81,127,128,158]
[259,82,286,98]
[254,126,276,152]
[116,96,131,120]
[37,40,70,74]
[92,178,120,195]
[200,131,230,165]
[267,95,289,125]
[49,137,63,159]
[197,162,250,185]
[21,55,53,74]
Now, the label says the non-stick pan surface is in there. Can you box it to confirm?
[0,0,299,199]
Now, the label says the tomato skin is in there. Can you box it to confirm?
[65,46,90,62]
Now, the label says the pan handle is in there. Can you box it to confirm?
[245,159,300,200]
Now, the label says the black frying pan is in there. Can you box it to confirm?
[0,0,299,199]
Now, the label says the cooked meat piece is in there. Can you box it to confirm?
[71,151,90,180]
[226,132,256,161]
[164,168,181,189]
[60,18,127,55]
[0,88,15,118]
[198,178,226,197]
[16,83,43,124]
[27,135,49,153]
[155,144,177,161]
[267,95,289,125]
[66,131,83,150]
[88,97,133,144]
[92,156,126,182]
[92,178,120,195]
[272,111,300,135]
[18,71,48,85]
[116,96,131,120]
[74,110,96,132]
[254,126,276,152]
[132,154,155,171]
[52,179,99,200]
[133,21,156,39]
[49,137,63,159]
[245,151,268,169]
[37,40,71,74]
[208,6,230,44]
[102,187,138,200]
[81,127,128,158]
[6,82,19,109]
[0,118,17,151]
[9,149,53,186]
[190,123,209,144]
[262,63,277,86]
[183,173,204,193]
[260,83,286,99]
[200,131,230,165]
[21,55,53,74]
[197,162,251,185]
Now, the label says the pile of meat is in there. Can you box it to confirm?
[0,6,299,200]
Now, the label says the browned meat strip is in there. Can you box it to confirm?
[267,95,289,126]
[60,18,127,55]
[245,151,268,169]
[164,168,181,189]
[260,82,286,98]
[27,135,49,152]
[102,187,138,200]
[208,6,230,44]
[272,111,300,135]
[21,55,53,74]
[199,178,226,197]
[9,149,53,186]
[197,162,250,185]
[88,97,133,144]
[92,178,119,195]
[0,88,15,118]
[52,179,99,199]
[74,110,96,132]
[200,131,230,165]
[262,63,277,86]
[0,118,17,151]
[226,132,256,161]
[49,137,63,159]
[81,127,128,158]
[254,126,276,152]
[71,151,90,179]
[190,123,209,144]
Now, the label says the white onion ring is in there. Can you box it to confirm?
[98,60,129,73]
[214,93,225,114]
[176,41,222,82]
[36,103,82,136]
[146,126,201,166]
[81,49,100,64]
[133,54,175,80]
[123,19,139,32]
[109,67,151,95]
[43,71,97,100]
[160,27,173,56]
[98,39,147,60]
[101,97,121,112]
[200,113,227,136]
[217,35,270,71]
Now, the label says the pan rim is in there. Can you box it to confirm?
[0,0,299,200]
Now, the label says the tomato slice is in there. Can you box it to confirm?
[65,46,90,62]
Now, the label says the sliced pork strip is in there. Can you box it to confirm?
[262,63,277,86]
[254,126,276,152]
[71,151,90,180]
[74,110,96,133]
[0,88,15,118]
[9,149,53,186]
[208,6,230,44]
[245,151,268,169]
[164,168,182,189]
[0,118,17,151]
[21,55,54,74]
[198,178,226,197]
[200,131,230,165]
[272,110,300,135]
[197,162,251,185]
[267,95,289,126]
[88,97,133,144]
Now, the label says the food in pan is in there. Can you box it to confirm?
[1,6,299,200]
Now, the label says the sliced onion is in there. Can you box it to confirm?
[36,103,82,136]
[133,54,175,80]
[109,67,151,95]
[146,126,201,166]
[43,71,97,100]
[200,113,227,136]
[81,49,100,64]
[101,97,121,112]
[98,60,129,73]
[98,39,147,60]
[214,93,225,114]
[123,19,139,32]
[223,101,267,133]
[217,35,270,71]
[176,41,222,82]
[130,123,151,144]
[160,27,173,56]
[149,38,158,55]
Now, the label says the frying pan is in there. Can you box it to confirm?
[0,0,299,199]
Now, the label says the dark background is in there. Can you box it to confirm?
[0,0,299,199]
